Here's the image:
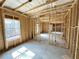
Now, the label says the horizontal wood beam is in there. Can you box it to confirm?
[0,7,28,17]
[24,0,57,13]
[28,1,73,17]
[15,0,57,10]
[0,0,5,6]
[14,0,30,10]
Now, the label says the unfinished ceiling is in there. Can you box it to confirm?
[0,0,5,6]
[3,0,73,15]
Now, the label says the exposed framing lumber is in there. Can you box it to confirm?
[69,3,78,59]
[65,1,79,59]
[0,8,6,51]
[0,0,5,6]
[14,0,30,10]
[23,0,57,13]
[25,2,49,12]
[66,9,71,49]
[48,2,52,44]
[74,0,79,59]
[28,1,73,16]
[0,7,27,17]
[31,6,72,18]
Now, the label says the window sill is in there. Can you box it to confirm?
[6,35,21,41]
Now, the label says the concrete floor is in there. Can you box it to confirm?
[0,40,71,59]
[35,32,66,48]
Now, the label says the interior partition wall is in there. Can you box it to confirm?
[74,0,79,59]
[33,11,68,48]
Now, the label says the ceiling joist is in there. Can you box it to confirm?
[0,0,6,6]
[25,0,74,15]
[30,1,73,17]
[24,0,57,12]
[14,0,32,10]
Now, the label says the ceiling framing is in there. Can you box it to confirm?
[15,0,32,10]
[1,0,74,17]
[0,0,5,6]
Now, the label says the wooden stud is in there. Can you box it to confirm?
[0,8,6,51]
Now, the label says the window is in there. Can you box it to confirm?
[36,24,39,33]
[4,18,21,40]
